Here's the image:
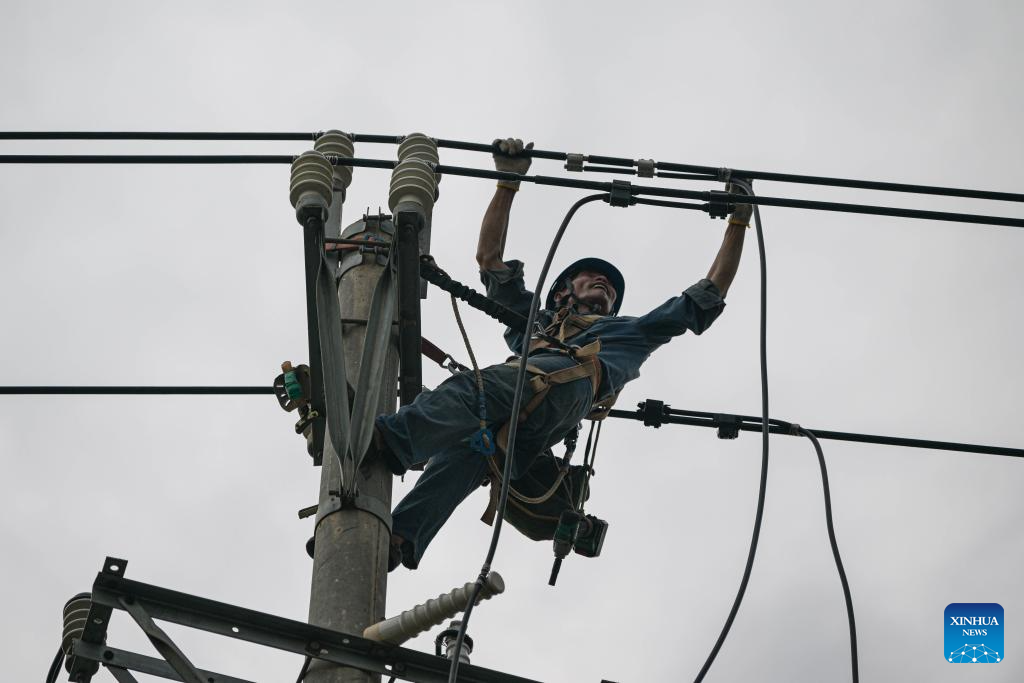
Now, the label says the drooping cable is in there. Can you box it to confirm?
[693,179,769,682]
[799,427,859,682]
[447,194,607,683]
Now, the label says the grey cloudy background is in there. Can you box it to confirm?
[1,1,1022,681]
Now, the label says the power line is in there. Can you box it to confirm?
[1,154,1022,228]
[2,130,1022,203]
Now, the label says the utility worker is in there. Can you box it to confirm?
[373,138,751,571]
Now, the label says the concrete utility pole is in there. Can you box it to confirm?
[303,133,437,683]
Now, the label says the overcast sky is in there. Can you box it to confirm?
[1,2,1022,682]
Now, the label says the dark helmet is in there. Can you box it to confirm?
[545,257,625,315]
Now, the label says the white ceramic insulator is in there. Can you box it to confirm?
[289,151,334,212]
[362,572,505,645]
[313,130,355,190]
[397,133,439,165]
[388,158,437,214]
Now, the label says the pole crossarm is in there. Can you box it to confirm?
[3,131,1022,203]
[69,558,542,683]
[609,400,1024,458]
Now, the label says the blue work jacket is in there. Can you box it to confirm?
[481,260,726,401]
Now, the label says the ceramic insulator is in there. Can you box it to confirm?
[289,151,334,215]
[388,133,439,214]
[362,572,504,645]
[313,130,355,190]
[62,593,92,656]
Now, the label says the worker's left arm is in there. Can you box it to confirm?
[705,185,752,298]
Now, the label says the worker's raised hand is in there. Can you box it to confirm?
[725,181,753,226]
[493,138,534,175]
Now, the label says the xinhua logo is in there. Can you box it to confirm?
[945,603,1003,663]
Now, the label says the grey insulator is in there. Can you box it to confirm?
[389,157,437,214]
[289,151,334,217]
[62,593,92,656]
[362,572,505,645]
[397,132,439,165]
[313,130,355,190]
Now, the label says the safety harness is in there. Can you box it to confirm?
[480,306,618,530]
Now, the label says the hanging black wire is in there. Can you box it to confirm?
[693,181,770,683]
[447,193,607,683]
[800,428,859,682]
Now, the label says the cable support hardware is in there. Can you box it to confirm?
[6,130,1024,203]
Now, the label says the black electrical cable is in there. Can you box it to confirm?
[294,655,312,683]
[799,428,859,682]
[44,647,63,683]
[5,131,1023,203]
[693,181,769,683]
[0,386,274,394]
[2,154,1023,228]
[447,193,607,683]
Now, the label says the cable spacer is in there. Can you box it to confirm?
[565,153,585,172]
[607,179,634,207]
[636,159,655,178]
[717,167,733,183]
[714,413,742,439]
[313,130,355,191]
[640,399,667,427]
[706,190,733,219]
[289,151,334,222]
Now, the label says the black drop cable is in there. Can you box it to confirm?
[447,193,607,683]
[799,427,859,682]
[693,180,770,683]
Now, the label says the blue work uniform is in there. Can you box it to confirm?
[377,259,725,567]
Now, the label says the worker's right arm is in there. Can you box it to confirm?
[476,138,533,272]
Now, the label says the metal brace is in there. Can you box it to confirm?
[315,492,393,535]
[608,179,634,207]
[636,159,655,178]
[565,153,585,172]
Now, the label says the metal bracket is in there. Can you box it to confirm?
[607,179,634,208]
[338,212,395,280]
[636,159,655,178]
[316,492,394,535]
[74,559,542,683]
[565,153,585,172]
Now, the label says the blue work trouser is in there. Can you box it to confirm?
[376,354,595,568]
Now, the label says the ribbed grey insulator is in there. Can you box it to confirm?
[313,130,355,189]
[289,151,334,215]
[388,157,437,214]
[62,593,92,655]
[362,572,505,645]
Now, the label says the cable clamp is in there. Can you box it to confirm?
[607,179,634,207]
[717,167,733,183]
[706,190,733,219]
[565,153,585,172]
[636,159,655,178]
[714,413,741,439]
[640,399,668,428]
